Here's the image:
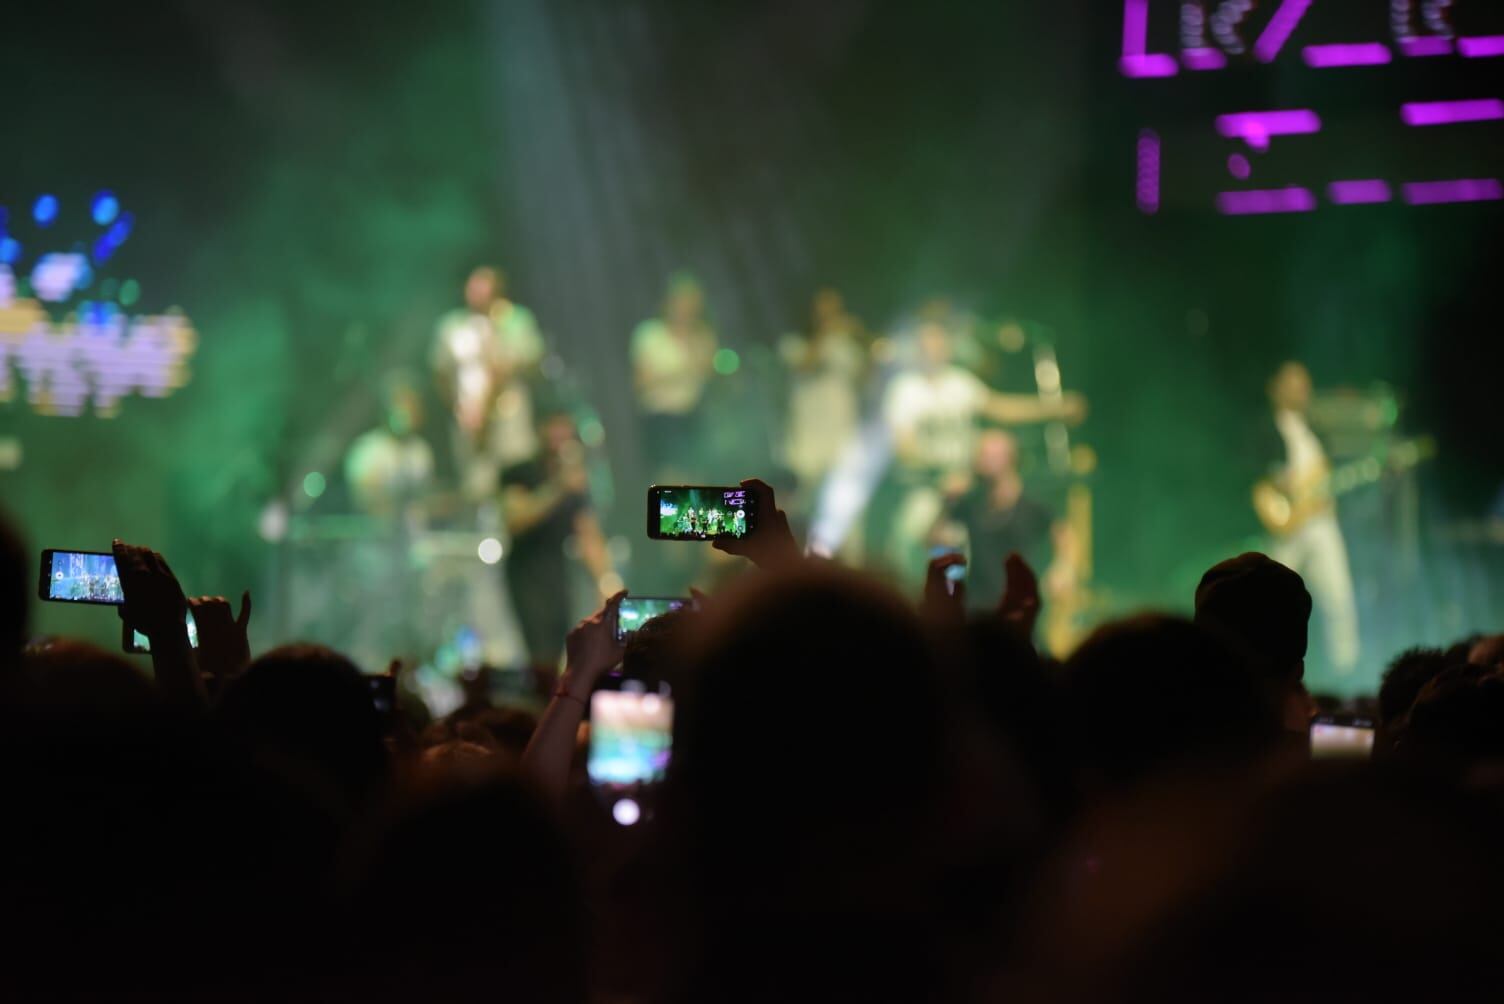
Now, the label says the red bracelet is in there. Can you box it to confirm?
[553,688,588,707]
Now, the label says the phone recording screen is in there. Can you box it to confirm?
[42,550,124,604]
[588,690,674,788]
[650,486,754,541]
[1310,720,1375,760]
[616,597,688,640]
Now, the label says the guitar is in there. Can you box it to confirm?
[1252,436,1435,537]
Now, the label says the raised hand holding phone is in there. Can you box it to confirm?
[113,539,189,644]
[113,538,202,704]
[709,478,801,571]
[525,590,627,802]
[923,551,967,624]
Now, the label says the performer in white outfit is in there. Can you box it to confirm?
[431,266,545,502]
[1264,361,1360,676]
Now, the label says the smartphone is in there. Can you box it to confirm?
[1309,714,1375,759]
[123,610,200,654]
[929,545,967,595]
[38,549,124,605]
[588,688,674,790]
[616,596,690,641]
[647,485,756,541]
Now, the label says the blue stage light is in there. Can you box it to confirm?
[33,195,60,226]
[106,212,133,246]
[93,236,117,264]
[0,237,19,264]
[91,191,120,226]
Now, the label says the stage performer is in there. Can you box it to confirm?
[431,265,545,501]
[881,316,1083,584]
[1255,361,1360,676]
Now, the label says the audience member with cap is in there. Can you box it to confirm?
[1194,552,1315,732]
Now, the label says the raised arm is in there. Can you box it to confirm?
[979,389,1087,426]
[113,539,202,709]
[522,591,626,802]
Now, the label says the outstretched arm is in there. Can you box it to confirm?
[522,591,626,802]
[979,390,1087,426]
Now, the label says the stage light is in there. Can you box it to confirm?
[0,237,19,264]
[302,471,327,499]
[477,536,504,564]
[106,213,134,246]
[712,347,740,375]
[612,798,641,826]
[91,191,119,226]
[33,195,59,227]
[119,279,140,306]
[256,500,289,542]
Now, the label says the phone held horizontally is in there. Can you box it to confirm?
[38,549,124,605]
[647,485,756,541]
[615,596,691,641]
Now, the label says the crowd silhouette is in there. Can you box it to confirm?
[2,477,1501,1002]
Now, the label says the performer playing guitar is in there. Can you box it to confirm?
[1252,362,1359,676]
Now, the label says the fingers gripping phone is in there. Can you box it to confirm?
[38,549,124,605]
[615,596,690,641]
[647,485,756,541]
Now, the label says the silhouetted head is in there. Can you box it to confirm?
[21,638,157,722]
[216,644,389,819]
[340,770,585,1002]
[1195,552,1311,688]
[1039,767,1504,1003]
[1062,614,1281,792]
[0,507,28,677]
[662,565,962,1001]
[1399,662,1504,770]
[1379,646,1451,728]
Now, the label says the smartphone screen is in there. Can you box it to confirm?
[616,596,689,641]
[39,549,124,605]
[647,485,756,541]
[1310,716,1375,759]
[124,610,200,654]
[588,689,674,788]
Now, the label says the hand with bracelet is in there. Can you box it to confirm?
[523,590,627,800]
